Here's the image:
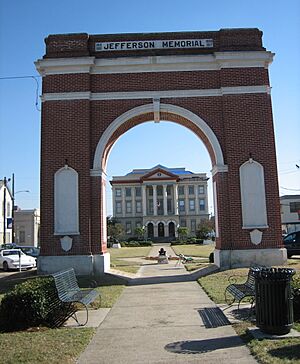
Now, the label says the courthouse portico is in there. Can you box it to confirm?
[111,165,209,240]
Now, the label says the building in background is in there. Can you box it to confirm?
[14,208,40,247]
[110,165,209,241]
[0,179,13,244]
[280,195,300,234]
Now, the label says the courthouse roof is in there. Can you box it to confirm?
[110,165,208,184]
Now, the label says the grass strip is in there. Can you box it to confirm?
[172,244,215,258]
[0,328,95,364]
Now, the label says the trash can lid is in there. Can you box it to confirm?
[251,267,295,280]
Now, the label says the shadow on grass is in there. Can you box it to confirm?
[0,269,38,294]
[268,344,300,360]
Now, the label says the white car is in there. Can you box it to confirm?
[0,249,36,271]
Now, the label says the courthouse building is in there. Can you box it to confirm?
[110,165,209,240]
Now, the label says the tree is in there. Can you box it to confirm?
[134,226,145,240]
[177,226,189,241]
[196,219,215,240]
[107,216,124,241]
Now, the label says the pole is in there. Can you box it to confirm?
[3,177,7,245]
[19,249,21,272]
[12,173,15,244]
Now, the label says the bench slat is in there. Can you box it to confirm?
[51,268,100,326]
[225,268,256,309]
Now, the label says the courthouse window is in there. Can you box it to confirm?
[126,201,132,213]
[126,222,132,234]
[191,220,196,232]
[178,186,184,195]
[125,187,131,197]
[189,199,195,211]
[115,188,122,197]
[179,199,185,212]
[116,201,122,214]
[136,201,142,213]
[198,185,205,194]
[135,187,141,197]
[188,185,194,195]
[199,199,205,211]
[148,199,153,213]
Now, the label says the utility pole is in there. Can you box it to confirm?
[2,177,10,245]
[11,173,15,244]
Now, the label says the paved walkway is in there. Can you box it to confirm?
[77,245,257,364]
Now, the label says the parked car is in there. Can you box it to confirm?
[0,249,36,271]
[283,231,300,258]
[15,246,40,258]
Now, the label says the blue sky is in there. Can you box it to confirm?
[0,0,299,216]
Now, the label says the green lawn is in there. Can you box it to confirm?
[108,246,151,273]
[198,267,250,303]
[0,275,125,363]
[108,246,151,259]
[0,328,95,364]
[172,244,215,258]
[198,268,300,364]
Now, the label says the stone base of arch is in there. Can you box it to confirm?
[214,248,287,269]
[37,253,110,277]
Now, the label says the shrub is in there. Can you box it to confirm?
[292,273,300,322]
[0,276,71,332]
[120,241,152,247]
[209,252,214,263]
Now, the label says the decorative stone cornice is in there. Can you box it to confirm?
[211,164,229,176]
[35,51,274,76]
[41,85,271,102]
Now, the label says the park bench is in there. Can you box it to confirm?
[224,268,256,310]
[51,268,100,327]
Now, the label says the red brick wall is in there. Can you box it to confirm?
[40,29,282,257]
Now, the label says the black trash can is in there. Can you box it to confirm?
[251,267,295,335]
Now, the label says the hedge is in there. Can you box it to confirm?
[0,276,71,332]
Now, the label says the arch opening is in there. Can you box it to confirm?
[92,103,226,175]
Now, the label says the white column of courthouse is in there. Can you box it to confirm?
[122,187,126,217]
[132,186,136,215]
[195,184,200,215]
[163,185,168,216]
[174,184,179,215]
[142,185,147,216]
[153,185,158,216]
[184,185,189,215]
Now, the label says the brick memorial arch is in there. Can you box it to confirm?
[35,28,286,277]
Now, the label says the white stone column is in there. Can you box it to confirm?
[195,184,200,215]
[132,186,136,215]
[153,185,157,216]
[122,187,126,217]
[142,185,147,216]
[174,184,179,215]
[163,185,168,216]
[185,185,189,215]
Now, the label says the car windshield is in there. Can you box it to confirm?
[20,247,40,255]
[2,250,24,256]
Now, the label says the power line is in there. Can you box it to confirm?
[280,186,300,191]
[0,75,41,111]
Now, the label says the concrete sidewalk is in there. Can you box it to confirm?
[77,245,257,364]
